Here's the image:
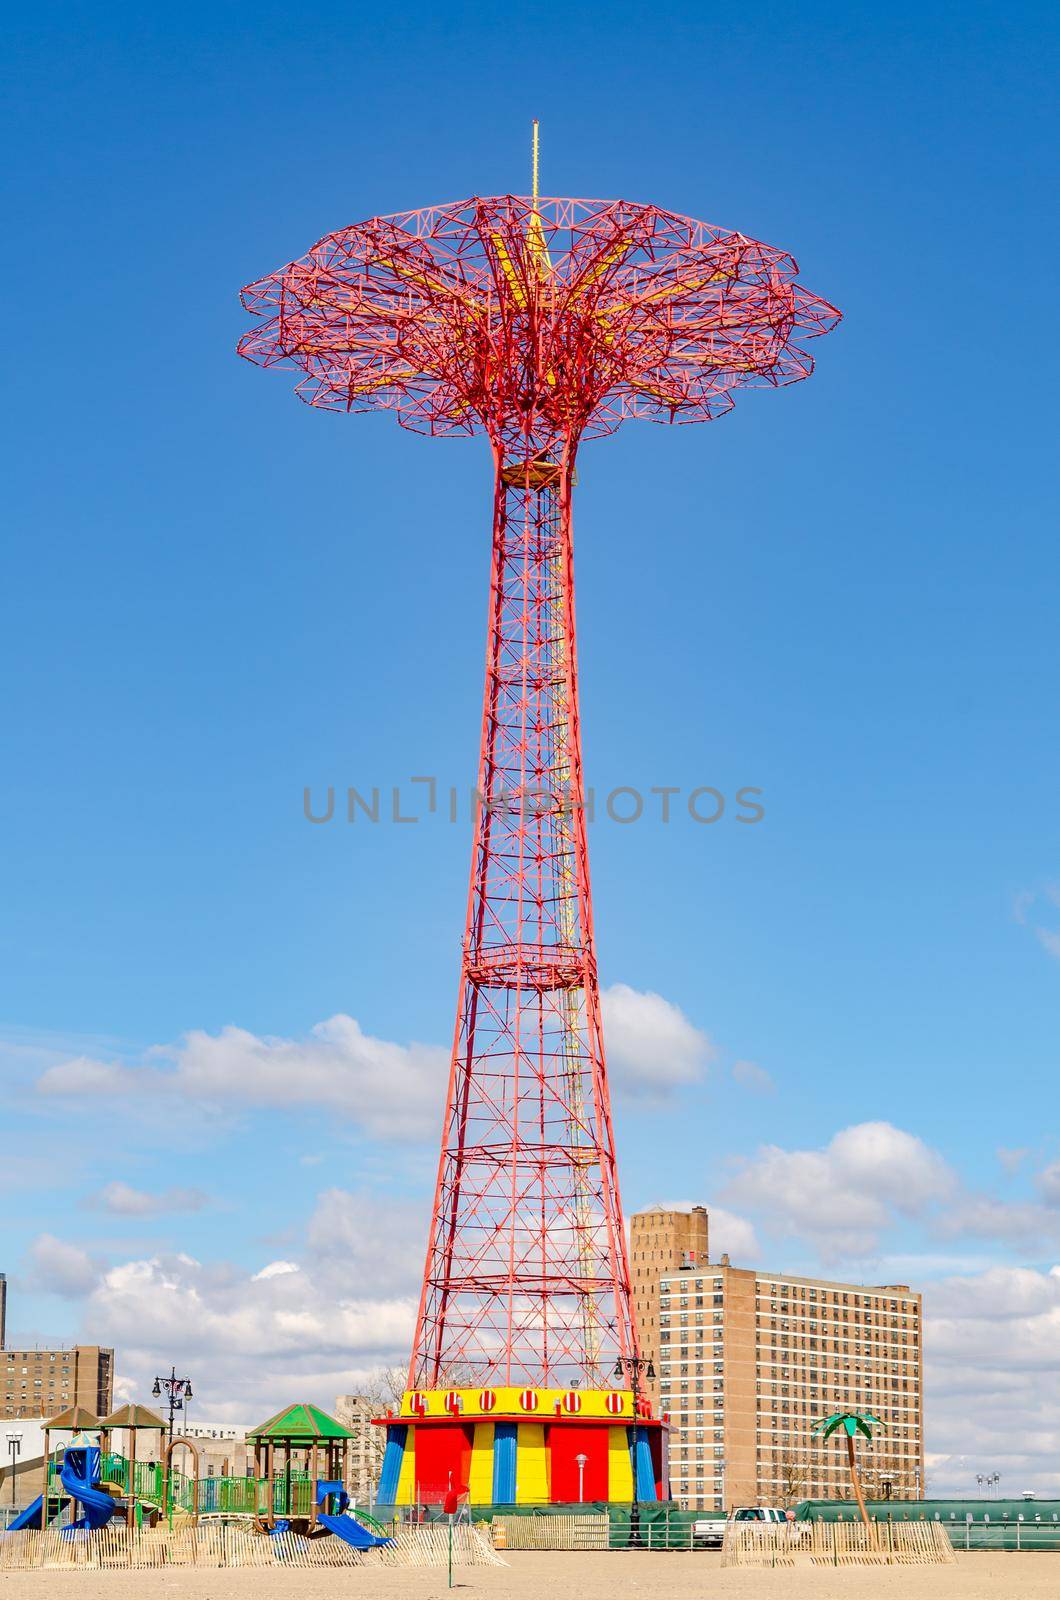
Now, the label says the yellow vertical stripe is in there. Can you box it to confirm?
[469,1422,495,1502]
[394,1428,415,1505]
[608,1425,634,1502]
[515,1423,549,1504]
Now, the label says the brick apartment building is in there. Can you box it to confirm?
[630,1208,924,1511]
[1,1345,113,1421]
[629,1206,709,1411]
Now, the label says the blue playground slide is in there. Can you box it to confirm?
[5,1446,116,1535]
[60,1446,118,1531]
[6,1493,56,1532]
[314,1480,391,1549]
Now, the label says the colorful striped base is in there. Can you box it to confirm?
[376,1393,666,1507]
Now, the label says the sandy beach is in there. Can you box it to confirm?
[0,1551,1055,1600]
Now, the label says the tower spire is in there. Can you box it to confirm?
[531,118,540,207]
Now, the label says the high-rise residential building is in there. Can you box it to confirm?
[0,1345,113,1421]
[629,1206,709,1410]
[334,1394,387,1503]
[655,1252,923,1511]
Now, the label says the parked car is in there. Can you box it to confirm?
[692,1506,788,1547]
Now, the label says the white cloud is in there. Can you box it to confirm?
[39,1055,142,1097]
[27,1189,426,1419]
[34,986,712,1140]
[85,1251,416,1418]
[723,1122,955,1259]
[1037,1162,1060,1207]
[36,1015,448,1142]
[25,1234,100,1298]
[731,1059,774,1094]
[926,1265,1060,1495]
[88,1182,210,1217]
[723,1121,1060,1264]
[13,1186,429,1419]
[996,1146,1028,1176]
[1012,886,1060,967]
[704,1205,760,1262]
[251,1261,300,1281]
[304,1188,426,1300]
[828,1123,954,1211]
[938,1194,1060,1246]
[601,984,714,1098]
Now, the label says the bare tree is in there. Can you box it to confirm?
[358,1367,407,1413]
[776,1452,812,1506]
[860,1447,913,1502]
[355,1363,479,1419]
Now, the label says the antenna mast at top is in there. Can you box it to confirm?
[532,119,540,206]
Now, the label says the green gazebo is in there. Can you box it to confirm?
[247,1403,355,1529]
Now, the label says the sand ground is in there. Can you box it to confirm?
[0,1551,1055,1600]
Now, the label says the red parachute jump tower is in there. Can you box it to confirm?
[239,126,839,1510]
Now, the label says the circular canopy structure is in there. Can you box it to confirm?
[247,1402,353,1443]
[239,195,840,450]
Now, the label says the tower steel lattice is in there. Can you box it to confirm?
[239,174,839,1398]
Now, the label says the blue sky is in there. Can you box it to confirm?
[3,0,1059,1491]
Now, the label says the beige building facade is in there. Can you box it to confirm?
[631,1209,924,1511]
[334,1394,386,1503]
[183,1423,253,1478]
[1,1345,113,1421]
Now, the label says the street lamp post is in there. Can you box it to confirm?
[5,1433,22,1510]
[575,1452,588,1503]
[151,1367,193,1446]
[614,1353,656,1549]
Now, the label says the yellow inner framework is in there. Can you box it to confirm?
[543,475,601,1377]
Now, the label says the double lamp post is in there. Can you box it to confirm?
[614,1352,656,1548]
[151,1368,193,1444]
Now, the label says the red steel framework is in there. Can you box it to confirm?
[239,182,839,1394]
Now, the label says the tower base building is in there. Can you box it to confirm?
[377,1387,666,1507]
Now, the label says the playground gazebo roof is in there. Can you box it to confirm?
[100,1403,165,1431]
[43,1405,101,1432]
[247,1402,353,1441]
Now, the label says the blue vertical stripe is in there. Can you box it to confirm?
[634,1428,655,1500]
[493,1422,518,1502]
[376,1423,407,1505]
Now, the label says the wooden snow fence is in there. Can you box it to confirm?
[723,1519,956,1568]
[492,1514,609,1550]
[384,1524,508,1568]
[0,1520,506,1571]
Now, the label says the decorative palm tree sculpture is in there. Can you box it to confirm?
[812,1410,885,1528]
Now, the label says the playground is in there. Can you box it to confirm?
[0,1401,504,1572]
[0,1551,1058,1599]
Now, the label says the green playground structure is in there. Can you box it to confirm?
[13,1400,393,1545]
[46,1451,389,1527]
